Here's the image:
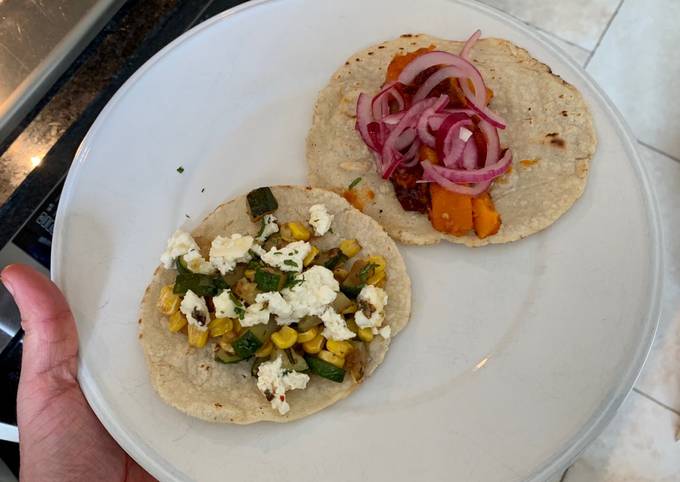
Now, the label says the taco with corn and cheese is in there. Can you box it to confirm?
[139,186,411,423]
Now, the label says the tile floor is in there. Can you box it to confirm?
[477,0,680,479]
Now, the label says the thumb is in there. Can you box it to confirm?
[1,264,78,384]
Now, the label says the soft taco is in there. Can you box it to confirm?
[139,186,411,423]
[307,31,596,246]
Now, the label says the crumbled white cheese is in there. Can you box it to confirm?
[212,289,238,318]
[459,126,473,142]
[256,214,279,242]
[256,356,309,415]
[160,230,214,274]
[309,204,333,236]
[179,290,210,330]
[183,249,215,275]
[354,285,388,329]
[281,265,338,319]
[256,291,293,324]
[377,325,391,339]
[240,302,271,327]
[250,244,267,258]
[260,240,311,272]
[209,234,253,274]
[321,307,356,341]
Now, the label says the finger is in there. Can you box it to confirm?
[1,264,78,382]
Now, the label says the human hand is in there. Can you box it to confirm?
[1,264,155,482]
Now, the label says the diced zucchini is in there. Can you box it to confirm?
[173,272,228,297]
[254,267,285,292]
[296,315,323,332]
[262,233,286,251]
[232,321,274,359]
[175,257,191,274]
[247,187,278,221]
[215,348,243,364]
[222,263,247,286]
[331,292,353,314]
[272,348,309,372]
[340,259,372,298]
[313,248,348,270]
[306,355,345,383]
[251,357,266,377]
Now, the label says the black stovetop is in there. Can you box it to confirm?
[0,0,248,475]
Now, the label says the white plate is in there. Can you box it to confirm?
[51,1,661,481]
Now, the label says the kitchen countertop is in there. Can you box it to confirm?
[0,0,678,480]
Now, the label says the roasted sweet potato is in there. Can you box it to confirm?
[472,192,501,238]
[429,184,473,236]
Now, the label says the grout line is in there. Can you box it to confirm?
[638,140,680,164]
[475,2,590,57]
[633,388,680,416]
[584,0,624,68]
[532,24,590,55]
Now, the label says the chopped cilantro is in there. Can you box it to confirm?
[177,166,184,173]
[285,274,304,289]
[283,259,298,267]
[228,291,245,318]
[358,263,378,283]
[256,218,266,238]
[273,252,283,256]
[348,177,362,189]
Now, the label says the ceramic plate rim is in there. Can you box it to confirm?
[51,1,663,480]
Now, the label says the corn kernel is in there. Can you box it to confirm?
[302,333,325,354]
[188,324,209,348]
[279,224,295,242]
[297,326,319,343]
[157,285,180,315]
[208,317,233,338]
[167,311,187,332]
[244,269,256,282]
[358,327,374,342]
[366,255,386,270]
[326,339,354,357]
[368,269,385,286]
[271,326,298,349]
[287,222,311,241]
[318,350,345,368]
[339,239,362,257]
[220,329,239,345]
[303,245,320,267]
[366,255,386,285]
[255,340,274,358]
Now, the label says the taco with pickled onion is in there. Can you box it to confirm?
[307,31,596,246]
